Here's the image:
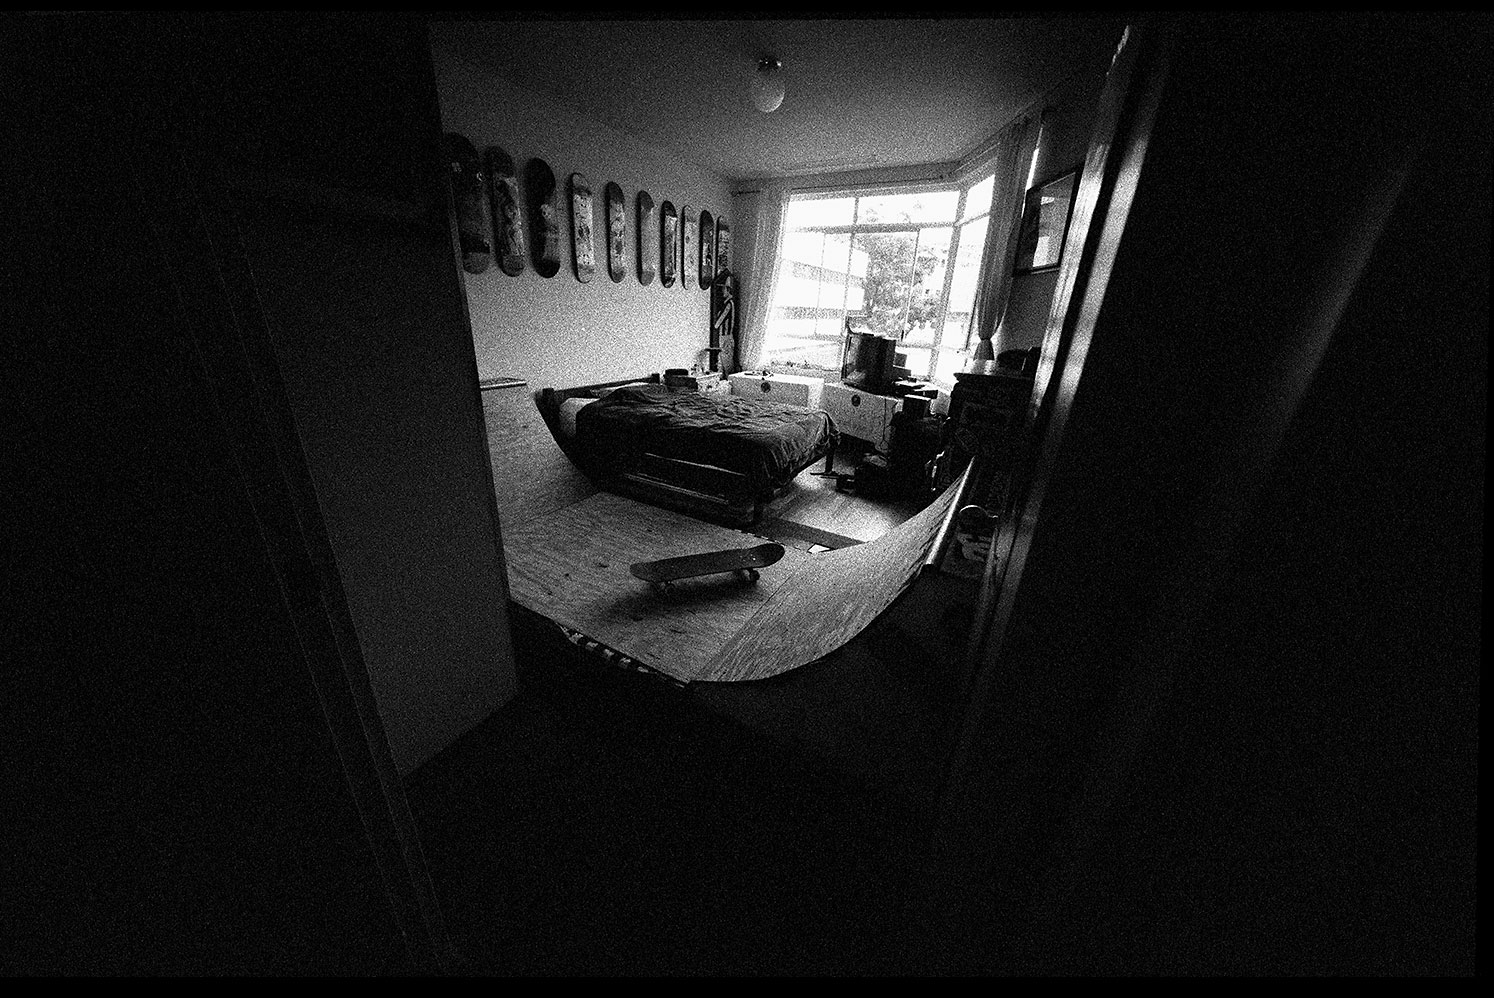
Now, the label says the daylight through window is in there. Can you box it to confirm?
[763,175,997,385]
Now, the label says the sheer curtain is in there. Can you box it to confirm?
[968,112,1043,367]
[730,184,790,371]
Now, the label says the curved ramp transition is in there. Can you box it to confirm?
[501,481,959,684]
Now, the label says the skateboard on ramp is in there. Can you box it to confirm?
[629,542,785,593]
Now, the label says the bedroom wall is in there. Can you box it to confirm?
[996,65,1110,355]
[230,21,519,778]
[429,28,734,389]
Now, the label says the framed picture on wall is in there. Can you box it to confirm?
[715,220,730,275]
[1013,168,1079,274]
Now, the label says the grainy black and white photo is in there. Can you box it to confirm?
[3,11,1484,978]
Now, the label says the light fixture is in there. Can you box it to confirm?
[751,57,785,113]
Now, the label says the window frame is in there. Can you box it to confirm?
[765,174,997,385]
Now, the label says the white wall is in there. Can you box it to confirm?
[996,65,1109,354]
[430,34,734,388]
[244,212,519,777]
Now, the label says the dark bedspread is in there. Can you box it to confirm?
[574,384,837,494]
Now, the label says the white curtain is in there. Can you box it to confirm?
[968,112,1043,366]
[731,184,790,371]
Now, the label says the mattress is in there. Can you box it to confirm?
[557,396,596,438]
[572,383,837,494]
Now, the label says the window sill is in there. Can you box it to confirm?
[761,362,840,380]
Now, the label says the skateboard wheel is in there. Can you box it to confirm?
[746,568,760,583]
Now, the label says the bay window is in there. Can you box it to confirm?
[761,173,998,386]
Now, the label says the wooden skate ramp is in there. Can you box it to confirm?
[502,492,811,682]
[695,485,956,682]
[501,481,959,684]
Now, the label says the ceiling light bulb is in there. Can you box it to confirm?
[752,57,785,113]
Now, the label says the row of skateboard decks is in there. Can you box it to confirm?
[443,133,731,288]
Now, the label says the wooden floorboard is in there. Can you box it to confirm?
[763,452,925,543]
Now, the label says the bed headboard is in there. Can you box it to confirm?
[538,372,660,408]
[533,373,661,460]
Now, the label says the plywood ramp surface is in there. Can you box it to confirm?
[503,476,959,684]
[502,492,809,683]
[483,387,597,527]
[697,482,959,682]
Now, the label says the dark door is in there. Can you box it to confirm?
[3,13,450,974]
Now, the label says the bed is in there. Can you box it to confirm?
[537,375,838,525]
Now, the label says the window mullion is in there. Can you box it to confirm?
[836,233,853,326]
[810,233,829,339]
[796,222,936,236]
[902,228,922,351]
[928,187,968,377]
[929,230,957,373]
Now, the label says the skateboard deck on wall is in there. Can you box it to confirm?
[698,209,714,289]
[715,220,730,276]
[636,190,657,285]
[524,157,561,278]
[604,181,626,283]
[570,173,596,283]
[443,133,491,274]
[711,270,739,374]
[484,145,525,277]
[629,542,785,592]
[681,205,697,292]
[659,200,677,287]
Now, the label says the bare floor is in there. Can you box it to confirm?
[759,450,925,549]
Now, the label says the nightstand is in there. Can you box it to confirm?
[821,381,901,451]
[665,370,725,393]
[727,372,824,408]
[942,369,1036,504]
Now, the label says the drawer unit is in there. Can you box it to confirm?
[700,374,733,395]
[728,372,824,408]
[664,370,724,393]
[821,381,901,450]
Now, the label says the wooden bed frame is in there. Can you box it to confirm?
[535,374,835,526]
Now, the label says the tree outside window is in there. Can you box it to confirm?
[764,177,996,385]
